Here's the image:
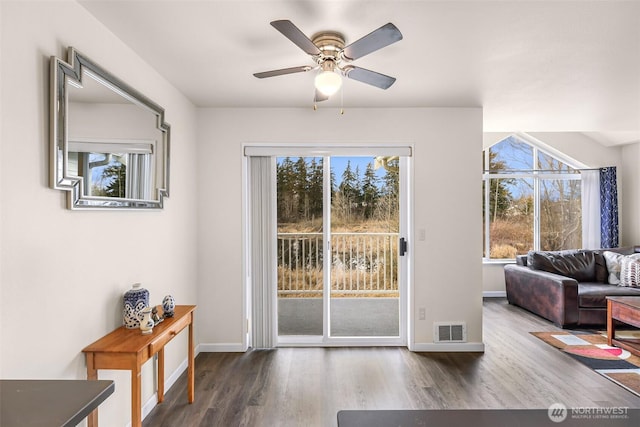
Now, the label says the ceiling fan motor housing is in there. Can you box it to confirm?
[311,31,346,62]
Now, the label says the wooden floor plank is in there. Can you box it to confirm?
[143,299,640,426]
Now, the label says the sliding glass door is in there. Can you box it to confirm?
[329,156,400,338]
[275,154,406,345]
[276,156,325,337]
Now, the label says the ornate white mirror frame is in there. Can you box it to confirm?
[50,47,170,209]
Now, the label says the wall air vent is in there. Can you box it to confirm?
[434,322,467,343]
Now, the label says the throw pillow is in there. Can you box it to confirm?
[602,251,640,284]
[619,256,640,287]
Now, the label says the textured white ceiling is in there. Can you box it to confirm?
[79,0,640,145]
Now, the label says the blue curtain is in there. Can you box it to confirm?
[600,167,619,248]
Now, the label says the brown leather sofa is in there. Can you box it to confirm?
[504,247,640,328]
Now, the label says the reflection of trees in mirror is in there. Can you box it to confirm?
[87,153,126,198]
[91,163,127,198]
[103,164,126,198]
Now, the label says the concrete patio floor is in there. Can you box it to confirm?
[278,297,399,337]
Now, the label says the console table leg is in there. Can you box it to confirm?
[157,348,165,403]
[86,353,98,427]
[188,318,194,403]
[132,365,142,427]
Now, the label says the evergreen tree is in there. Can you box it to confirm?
[361,162,379,218]
[308,158,324,221]
[339,161,361,220]
[293,157,309,219]
[277,157,296,222]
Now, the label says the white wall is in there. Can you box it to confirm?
[482,132,625,293]
[0,2,198,426]
[0,0,4,376]
[197,107,484,350]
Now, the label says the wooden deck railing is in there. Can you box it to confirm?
[277,232,399,297]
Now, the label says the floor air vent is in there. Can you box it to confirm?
[434,322,467,343]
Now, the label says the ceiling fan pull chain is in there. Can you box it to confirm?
[313,86,318,111]
[340,81,345,115]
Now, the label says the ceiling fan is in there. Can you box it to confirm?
[253,20,403,102]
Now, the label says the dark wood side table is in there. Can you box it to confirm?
[82,305,196,427]
[0,379,114,427]
[607,296,640,357]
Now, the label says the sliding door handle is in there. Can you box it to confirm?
[399,237,407,256]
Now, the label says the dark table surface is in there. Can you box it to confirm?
[0,379,114,427]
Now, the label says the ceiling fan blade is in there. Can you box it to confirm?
[253,65,314,79]
[342,23,403,61]
[344,66,396,89]
[271,20,322,56]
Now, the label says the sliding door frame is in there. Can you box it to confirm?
[244,144,413,348]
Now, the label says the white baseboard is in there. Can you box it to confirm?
[197,342,247,352]
[483,291,506,298]
[412,342,485,352]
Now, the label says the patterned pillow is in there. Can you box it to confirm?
[603,251,640,284]
[619,256,640,287]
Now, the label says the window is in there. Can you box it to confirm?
[483,135,582,260]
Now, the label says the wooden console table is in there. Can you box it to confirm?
[82,305,196,427]
[607,296,640,357]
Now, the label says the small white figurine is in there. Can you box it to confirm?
[139,307,154,335]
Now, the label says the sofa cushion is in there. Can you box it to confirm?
[594,252,608,283]
[602,251,640,284]
[527,250,597,282]
[578,283,640,308]
[620,256,640,287]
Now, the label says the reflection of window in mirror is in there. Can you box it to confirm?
[68,140,154,201]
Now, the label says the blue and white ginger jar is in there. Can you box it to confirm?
[123,283,149,329]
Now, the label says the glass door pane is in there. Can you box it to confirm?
[276,157,324,336]
[329,156,400,337]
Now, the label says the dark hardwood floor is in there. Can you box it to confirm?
[143,298,640,426]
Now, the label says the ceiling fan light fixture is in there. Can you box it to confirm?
[315,70,342,96]
[314,60,342,96]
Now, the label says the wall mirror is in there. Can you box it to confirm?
[50,47,170,209]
